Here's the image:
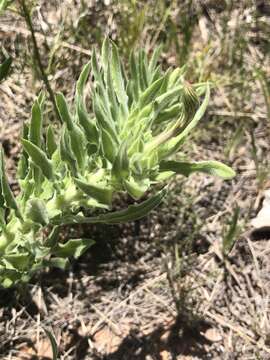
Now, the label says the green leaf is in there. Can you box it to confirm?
[21,139,54,180]
[93,96,117,141]
[25,199,49,226]
[111,41,128,109]
[69,124,86,171]
[124,178,150,200]
[0,147,22,219]
[154,104,182,124]
[101,37,110,76]
[77,106,99,144]
[56,93,73,129]
[76,61,91,104]
[43,257,69,270]
[46,125,58,158]
[154,85,182,112]
[138,77,164,109]
[74,178,113,205]
[112,141,129,179]
[148,45,162,79]
[29,100,42,146]
[139,50,148,90]
[4,253,30,271]
[0,170,5,210]
[129,51,139,101]
[159,160,236,180]
[43,328,58,360]
[17,154,28,180]
[0,268,22,288]
[44,226,60,247]
[59,127,77,174]
[0,208,6,229]
[222,207,240,256]
[91,48,104,89]
[53,188,167,225]
[37,91,46,109]
[101,128,118,163]
[53,238,95,259]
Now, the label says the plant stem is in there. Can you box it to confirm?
[20,0,62,123]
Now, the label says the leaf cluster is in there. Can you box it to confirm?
[0,39,235,287]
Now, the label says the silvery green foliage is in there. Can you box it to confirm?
[0,39,235,287]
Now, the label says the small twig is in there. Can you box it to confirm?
[19,0,61,123]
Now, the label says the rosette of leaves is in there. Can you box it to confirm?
[0,39,235,287]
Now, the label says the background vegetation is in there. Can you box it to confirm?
[0,0,269,359]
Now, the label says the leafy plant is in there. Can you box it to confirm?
[0,39,235,287]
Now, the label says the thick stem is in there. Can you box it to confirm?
[20,0,62,123]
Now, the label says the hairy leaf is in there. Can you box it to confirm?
[159,160,235,180]
[21,139,54,180]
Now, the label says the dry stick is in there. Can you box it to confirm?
[19,0,62,123]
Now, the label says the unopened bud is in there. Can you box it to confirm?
[182,81,199,120]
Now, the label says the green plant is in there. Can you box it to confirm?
[0,39,235,288]
[0,0,13,12]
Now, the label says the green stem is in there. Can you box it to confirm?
[20,0,62,123]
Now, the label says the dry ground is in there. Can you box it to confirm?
[0,1,270,359]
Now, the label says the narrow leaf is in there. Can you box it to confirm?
[101,37,110,76]
[101,128,118,163]
[138,77,164,109]
[77,106,99,144]
[159,160,236,180]
[74,178,113,205]
[21,139,54,180]
[53,188,167,225]
[69,124,86,171]
[53,238,95,259]
[29,100,42,146]
[76,61,91,102]
[0,147,22,218]
[59,127,77,174]
[148,45,162,78]
[111,41,128,108]
[112,141,129,179]
[56,93,73,130]
[222,207,240,256]
[43,328,58,360]
[46,125,58,158]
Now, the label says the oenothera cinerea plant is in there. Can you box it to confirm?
[0,39,235,287]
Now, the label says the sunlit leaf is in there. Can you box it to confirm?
[159,160,235,180]
[21,139,54,180]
